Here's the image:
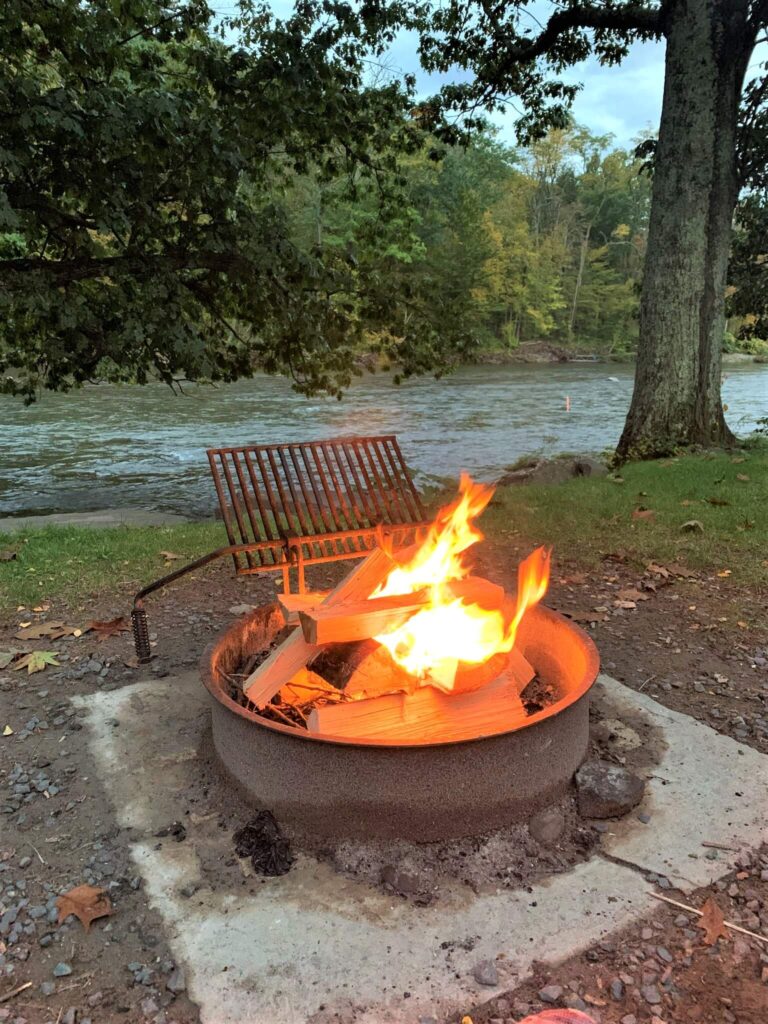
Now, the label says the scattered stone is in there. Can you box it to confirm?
[641,983,662,1005]
[621,1016,638,1024]
[575,760,646,818]
[637,812,651,824]
[472,960,499,987]
[538,984,563,1004]
[61,1009,76,1024]
[141,997,160,1016]
[53,963,73,977]
[528,806,566,845]
[18,856,32,869]
[381,865,422,895]
[656,945,673,963]
[562,993,588,1011]
[610,978,624,1000]
[166,967,186,994]
[40,981,56,996]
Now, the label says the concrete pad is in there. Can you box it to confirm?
[596,674,768,889]
[0,508,190,532]
[74,672,768,1024]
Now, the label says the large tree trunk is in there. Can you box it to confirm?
[616,0,754,460]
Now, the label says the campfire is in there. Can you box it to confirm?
[239,476,553,744]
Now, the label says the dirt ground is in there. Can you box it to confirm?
[1,535,767,1023]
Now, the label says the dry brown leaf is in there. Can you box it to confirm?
[736,473,750,482]
[632,508,655,521]
[731,456,746,463]
[85,617,130,640]
[680,499,696,506]
[0,550,17,562]
[669,565,698,578]
[698,896,728,944]
[705,497,730,506]
[56,884,113,932]
[566,610,609,623]
[617,588,650,602]
[646,563,671,578]
[14,621,80,641]
[159,550,181,561]
[613,599,637,610]
[717,569,732,578]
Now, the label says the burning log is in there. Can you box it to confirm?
[307,663,530,743]
[277,592,328,625]
[243,547,395,707]
[298,589,430,645]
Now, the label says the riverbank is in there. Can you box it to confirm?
[472,341,766,365]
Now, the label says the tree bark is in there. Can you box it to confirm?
[616,0,754,460]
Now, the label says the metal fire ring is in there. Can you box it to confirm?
[200,602,600,841]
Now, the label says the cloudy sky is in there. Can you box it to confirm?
[211,1,667,148]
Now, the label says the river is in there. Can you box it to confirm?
[1,362,766,517]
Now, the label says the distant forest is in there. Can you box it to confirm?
[289,126,765,361]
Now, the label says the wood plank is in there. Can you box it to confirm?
[298,589,430,645]
[277,591,328,625]
[243,547,396,707]
[307,667,529,743]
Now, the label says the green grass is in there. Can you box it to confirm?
[1,449,767,611]
[484,449,768,584]
[0,522,223,610]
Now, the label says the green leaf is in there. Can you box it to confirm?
[12,650,60,674]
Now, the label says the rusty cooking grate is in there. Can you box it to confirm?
[131,435,429,662]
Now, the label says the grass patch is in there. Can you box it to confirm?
[485,450,768,583]
[1,450,766,610]
[0,522,223,610]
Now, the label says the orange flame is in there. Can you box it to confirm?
[373,475,551,691]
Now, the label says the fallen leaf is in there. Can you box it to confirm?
[705,497,730,506]
[738,621,748,629]
[680,499,696,507]
[736,473,750,482]
[2,725,12,737]
[561,573,587,584]
[669,565,697,578]
[646,563,671,578]
[0,549,17,562]
[85,617,130,640]
[731,456,746,463]
[14,621,80,641]
[159,550,181,561]
[0,652,16,669]
[632,508,655,521]
[56,884,113,932]
[613,599,637,610]
[12,651,60,674]
[122,654,139,669]
[617,588,650,602]
[12,651,59,675]
[680,519,704,533]
[698,896,728,944]
[565,610,609,623]
[717,569,732,578]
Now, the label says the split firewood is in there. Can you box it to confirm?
[298,588,430,645]
[243,547,395,707]
[278,591,328,625]
[308,664,529,743]
[452,647,534,695]
[279,668,342,707]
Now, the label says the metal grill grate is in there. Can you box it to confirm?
[207,436,428,577]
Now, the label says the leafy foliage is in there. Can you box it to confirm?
[0,0,422,400]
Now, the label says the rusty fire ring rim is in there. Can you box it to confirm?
[200,602,600,750]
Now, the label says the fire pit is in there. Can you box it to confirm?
[201,478,599,841]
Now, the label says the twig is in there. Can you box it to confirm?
[701,841,738,852]
[30,844,46,865]
[0,981,33,1004]
[649,892,768,945]
[259,704,301,729]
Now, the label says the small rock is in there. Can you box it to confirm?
[528,806,566,845]
[538,984,563,1004]
[472,960,499,987]
[641,983,662,1005]
[40,981,56,996]
[656,946,673,963]
[563,994,588,1011]
[53,963,73,977]
[380,865,422,894]
[621,1016,637,1024]
[610,978,624,1000]
[575,760,645,818]
[637,812,651,824]
[165,967,186,994]
[141,997,160,1016]
[61,1009,76,1024]
[18,857,31,869]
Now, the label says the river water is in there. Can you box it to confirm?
[1,363,766,517]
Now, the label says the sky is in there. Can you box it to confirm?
[210,1,668,148]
